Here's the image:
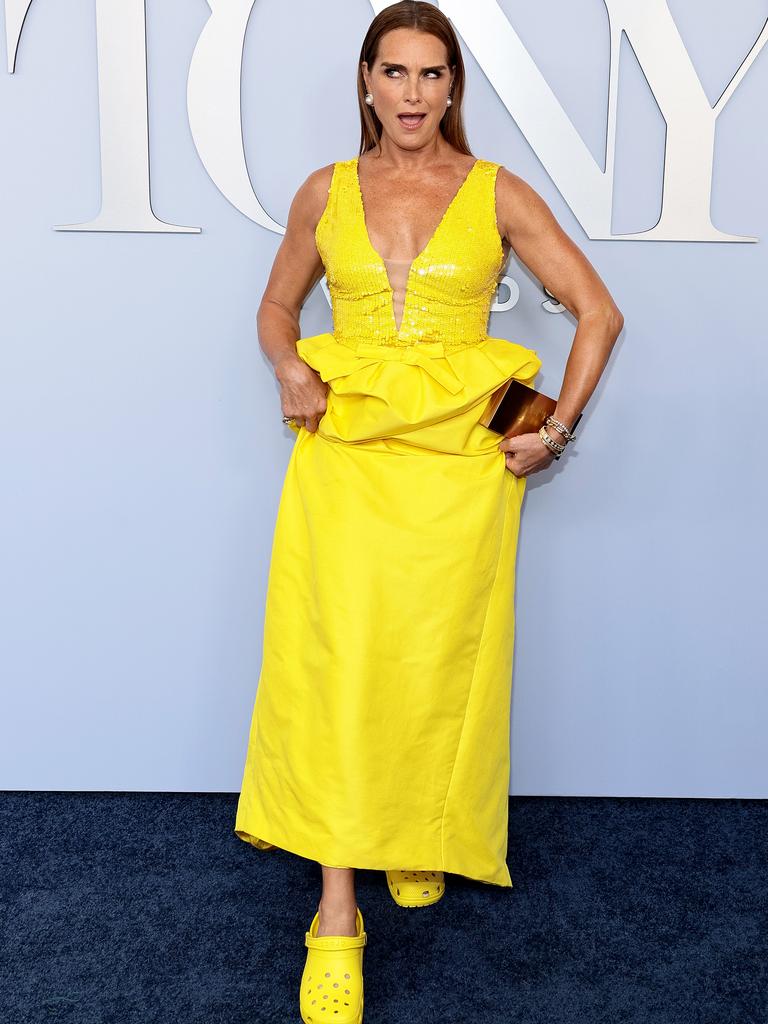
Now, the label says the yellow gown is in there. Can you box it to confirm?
[234,156,542,888]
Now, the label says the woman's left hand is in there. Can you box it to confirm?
[498,431,557,477]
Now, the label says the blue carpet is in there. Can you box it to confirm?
[0,793,765,1023]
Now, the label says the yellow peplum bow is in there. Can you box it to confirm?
[351,340,465,395]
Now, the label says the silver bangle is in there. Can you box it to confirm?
[545,415,576,443]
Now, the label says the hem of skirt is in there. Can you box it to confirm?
[232,825,513,889]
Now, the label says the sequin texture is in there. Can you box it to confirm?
[315,158,506,351]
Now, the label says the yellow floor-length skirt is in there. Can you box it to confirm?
[234,332,541,887]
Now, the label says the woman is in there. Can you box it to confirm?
[234,3,623,1021]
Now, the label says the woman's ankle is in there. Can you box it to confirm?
[319,895,357,915]
[317,898,358,936]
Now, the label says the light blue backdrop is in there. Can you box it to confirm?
[1,0,766,796]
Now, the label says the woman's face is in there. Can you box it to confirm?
[362,28,454,147]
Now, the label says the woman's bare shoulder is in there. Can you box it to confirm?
[494,164,567,243]
[495,165,551,216]
[287,161,341,232]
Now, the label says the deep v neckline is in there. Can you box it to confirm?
[352,156,481,339]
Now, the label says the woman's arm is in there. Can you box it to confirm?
[257,164,335,433]
[495,166,624,474]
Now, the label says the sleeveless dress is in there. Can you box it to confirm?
[234,156,542,888]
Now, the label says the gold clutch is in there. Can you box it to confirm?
[479,377,582,438]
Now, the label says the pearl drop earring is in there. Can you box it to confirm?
[365,92,374,105]
[446,95,452,106]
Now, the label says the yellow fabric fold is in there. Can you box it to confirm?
[291,332,543,452]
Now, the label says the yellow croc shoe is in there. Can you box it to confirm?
[385,870,445,907]
[300,906,367,1024]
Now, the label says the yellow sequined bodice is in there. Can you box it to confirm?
[294,154,542,448]
[315,157,506,351]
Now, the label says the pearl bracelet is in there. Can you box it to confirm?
[538,425,566,459]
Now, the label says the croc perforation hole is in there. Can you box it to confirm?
[344,973,350,979]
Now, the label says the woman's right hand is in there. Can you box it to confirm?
[275,354,329,433]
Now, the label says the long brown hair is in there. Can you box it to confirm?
[356,1,473,157]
